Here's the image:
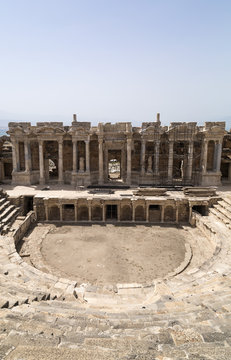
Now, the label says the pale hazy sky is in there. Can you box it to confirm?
[0,0,231,128]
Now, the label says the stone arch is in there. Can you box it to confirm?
[121,205,132,221]
[78,205,89,221]
[135,205,145,221]
[49,205,60,221]
[164,206,176,222]
[92,205,102,221]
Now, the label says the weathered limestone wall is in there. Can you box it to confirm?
[13,211,36,245]
[7,117,226,187]
[33,195,211,225]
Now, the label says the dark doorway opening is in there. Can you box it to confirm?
[24,196,34,215]
[192,205,207,216]
[149,205,161,222]
[4,163,12,179]
[106,205,117,220]
[149,205,160,210]
[221,162,229,179]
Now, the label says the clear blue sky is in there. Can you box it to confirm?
[0,0,231,128]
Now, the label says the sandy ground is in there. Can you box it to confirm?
[39,224,187,285]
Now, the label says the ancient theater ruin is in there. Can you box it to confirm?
[8,114,225,187]
[1,115,231,358]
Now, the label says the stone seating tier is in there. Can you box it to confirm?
[1,193,231,358]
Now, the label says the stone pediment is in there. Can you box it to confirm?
[167,124,197,140]
[35,126,65,135]
[69,127,89,136]
[8,126,27,136]
[207,125,226,135]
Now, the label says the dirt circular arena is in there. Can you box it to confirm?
[40,224,187,285]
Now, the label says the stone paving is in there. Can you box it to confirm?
[1,187,231,359]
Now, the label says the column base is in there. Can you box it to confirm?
[200,172,221,186]
[39,178,45,185]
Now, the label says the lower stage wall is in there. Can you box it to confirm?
[33,197,198,224]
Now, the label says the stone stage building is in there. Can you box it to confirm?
[6,115,226,187]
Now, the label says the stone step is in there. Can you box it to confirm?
[0,199,9,212]
[223,195,231,207]
[2,207,19,224]
[218,200,231,214]
[209,208,230,226]
[0,195,7,203]
[0,205,16,222]
[214,204,231,222]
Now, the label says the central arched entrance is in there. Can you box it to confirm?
[108,150,121,181]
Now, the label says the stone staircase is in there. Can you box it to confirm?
[0,189,19,235]
[209,195,231,230]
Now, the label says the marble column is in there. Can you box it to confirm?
[39,140,45,184]
[146,203,149,222]
[72,140,77,172]
[11,140,18,172]
[201,139,208,174]
[98,138,103,184]
[85,140,90,172]
[215,140,222,172]
[102,203,106,222]
[132,203,135,222]
[59,204,63,221]
[88,202,92,221]
[45,203,48,221]
[189,204,192,223]
[154,140,160,176]
[117,203,120,221]
[58,140,63,183]
[161,206,165,223]
[15,141,20,171]
[186,141,194,180]
[175,205,179,224]
[167,140,174,181]
[24,140,31,172]
[127,138,132,184]
[141,138,146,175]
[74,201,78,222]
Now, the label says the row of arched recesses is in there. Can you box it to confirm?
[47,203,189,222]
